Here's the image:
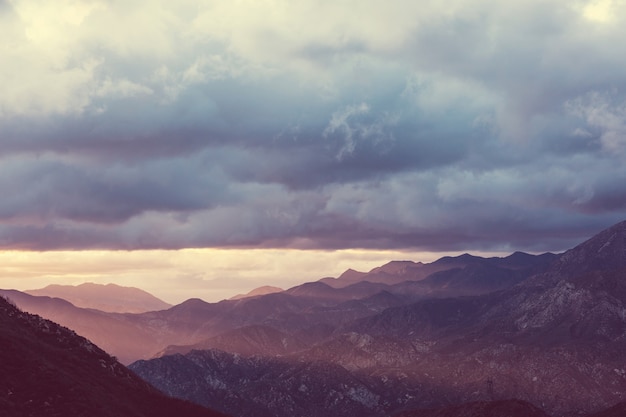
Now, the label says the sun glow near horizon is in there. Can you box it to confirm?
[0,247,510,304]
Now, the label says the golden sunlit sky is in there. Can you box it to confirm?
[1,0,625,303]
[0,249,511,303]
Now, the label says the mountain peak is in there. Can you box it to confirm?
[433,253,484,265]
[369,260,421,274]
[338,268,367,280]
[230,286,283,300]
[317,268,368,288]
[505,251,534,260]
[550,220,626,277]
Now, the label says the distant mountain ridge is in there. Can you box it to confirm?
[319,252,557,290]
[26,282,171,313]
[229,285,283,300]
[0,250,559,366]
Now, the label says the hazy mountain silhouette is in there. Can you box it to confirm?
[26,282,171,313]
[229,285,283,300]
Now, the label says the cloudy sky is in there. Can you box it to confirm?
[1,0,626,302]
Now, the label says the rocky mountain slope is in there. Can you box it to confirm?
[130,220,626,417]
[131,349,386,417]
[0,295,226,417]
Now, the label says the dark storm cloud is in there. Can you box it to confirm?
[0,153,233,225]
[2,0,626,252]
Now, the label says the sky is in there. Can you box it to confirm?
[1,0,626,303]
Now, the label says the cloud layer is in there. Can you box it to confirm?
[2,0,626,253]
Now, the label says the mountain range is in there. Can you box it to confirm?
[3,220,626,416]
[0,249,557,364]
[128,220,626,417]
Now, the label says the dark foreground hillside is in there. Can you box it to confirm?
[393,399,550,417]
[586,402,626,417]
[0,295,227,417]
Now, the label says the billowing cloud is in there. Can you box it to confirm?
[1,0,626,253]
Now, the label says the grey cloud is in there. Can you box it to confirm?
[1,0,626,252]
[0,154,233,225]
